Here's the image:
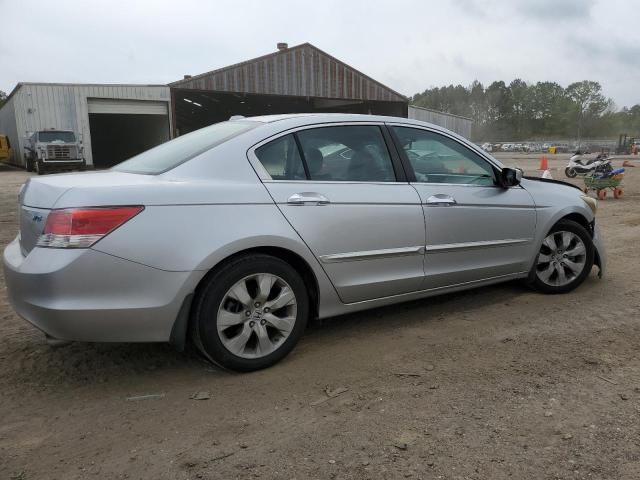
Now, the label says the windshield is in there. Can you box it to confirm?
[38,131,76,143]
[112,120,259,175]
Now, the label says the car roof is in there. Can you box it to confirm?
[235,112,442,129]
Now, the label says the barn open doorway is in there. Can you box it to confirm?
[87,99,170,169]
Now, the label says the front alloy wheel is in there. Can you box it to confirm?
[530,219,595,293]
[192,254,309,372]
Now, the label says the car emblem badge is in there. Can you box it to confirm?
[32,214,43,223]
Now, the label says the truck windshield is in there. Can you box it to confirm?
[112,120,258,174]
[38,131,76,142]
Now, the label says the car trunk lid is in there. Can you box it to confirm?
[18,171,157,255]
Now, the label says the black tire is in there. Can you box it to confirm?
[565,167,577,178]
[191,254,309,372]
[528,219,595,294]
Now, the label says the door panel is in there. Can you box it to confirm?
[388,124,536,289]
[412,184,536,288]
[264,182,426,303]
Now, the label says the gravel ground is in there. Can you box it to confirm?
[1,153,640,480]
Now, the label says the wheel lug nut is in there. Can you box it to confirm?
[260,319,266,325]
[254,302,261,308]
[245,311,251,316]
[264,307,270,313]
[249,321,255,327]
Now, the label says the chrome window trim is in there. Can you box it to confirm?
[319,245,425,264]
[264,180,409,185]
[246,121,396,183]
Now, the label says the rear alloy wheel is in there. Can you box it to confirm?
[530,220,594,294]
[192,254,309,372]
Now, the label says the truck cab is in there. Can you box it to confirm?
[24,129,85,175]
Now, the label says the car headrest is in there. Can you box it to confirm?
[305,148,324,175]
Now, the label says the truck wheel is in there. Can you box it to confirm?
[35,161,45,175]
[564,167,577,178]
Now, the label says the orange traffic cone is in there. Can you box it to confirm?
[538,155,549,171]
[623,160,635,167]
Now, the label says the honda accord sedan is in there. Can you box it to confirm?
[3,114,605,371]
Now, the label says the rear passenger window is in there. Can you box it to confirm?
[255,134,306,180]
[296,126,396,182]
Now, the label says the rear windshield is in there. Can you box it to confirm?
[112,121,258,174]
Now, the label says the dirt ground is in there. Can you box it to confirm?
[1,153,640,480]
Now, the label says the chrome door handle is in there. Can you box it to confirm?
[287,192,330,206]
[425,194,457,206]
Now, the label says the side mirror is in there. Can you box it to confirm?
[498,167,522,188]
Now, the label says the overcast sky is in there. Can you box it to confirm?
[2,0,639,108]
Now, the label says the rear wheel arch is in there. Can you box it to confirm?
[187,248,316,370]
[183,246,320,341]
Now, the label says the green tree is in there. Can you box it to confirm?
[565,81,608,146]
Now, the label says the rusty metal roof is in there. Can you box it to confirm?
[170,43,406,103]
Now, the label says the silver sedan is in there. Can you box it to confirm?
[3,114,605,371]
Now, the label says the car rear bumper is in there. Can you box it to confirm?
[2,236,198,342]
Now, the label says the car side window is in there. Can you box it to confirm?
[393,127,496,186]
[255,134,306,180]
[296,126,396,182]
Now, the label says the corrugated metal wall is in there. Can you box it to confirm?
[171,43,406,103]
[408,105,473,139]
[4,83,171,166]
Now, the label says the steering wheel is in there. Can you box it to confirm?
[406,150,420,161]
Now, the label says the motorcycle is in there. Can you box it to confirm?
[565,151,611,178]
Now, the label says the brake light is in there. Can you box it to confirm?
[37,206,144,248]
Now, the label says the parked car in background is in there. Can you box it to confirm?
[0,134,12,162]
[481,142,493,152]
[24,129,85,175]
[3,114,605,372]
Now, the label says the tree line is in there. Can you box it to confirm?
[411,80,640,142]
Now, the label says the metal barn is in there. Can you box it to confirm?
[0,43,476,171]
[169,43,409,136]
[0,83,171,168]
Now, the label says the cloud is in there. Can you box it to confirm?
[516,0,596,20]
[0,0,639,108]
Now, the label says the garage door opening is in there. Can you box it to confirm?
[87,99,170,169]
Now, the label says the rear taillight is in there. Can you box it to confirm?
[37,206,144,248]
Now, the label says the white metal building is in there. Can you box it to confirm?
[0,83,171,168]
